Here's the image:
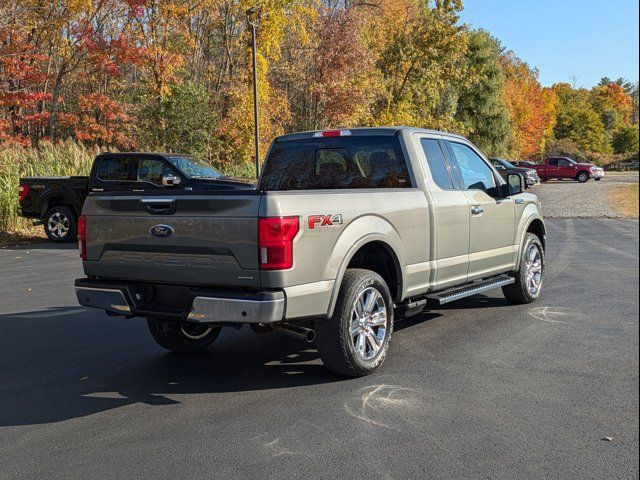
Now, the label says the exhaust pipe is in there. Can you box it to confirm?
[272,324,316,343]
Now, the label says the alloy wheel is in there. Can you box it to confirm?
[350,287,388,360]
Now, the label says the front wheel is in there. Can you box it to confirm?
[502,233,545,304]
[315,269,393,377]
[44,206,77,243]
[577,171,589,183]
[147,318,221,353]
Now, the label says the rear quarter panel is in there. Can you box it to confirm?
[260,189,430,318]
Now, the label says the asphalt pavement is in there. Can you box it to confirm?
[0,218,638,479]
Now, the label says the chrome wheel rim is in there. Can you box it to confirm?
[180,324,213,340]
[47,212,70,239]
[351,287,387,360]
[524,243,543,296]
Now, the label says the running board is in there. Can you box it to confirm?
[427,275,515,305]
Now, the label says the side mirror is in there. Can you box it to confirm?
[505,173,524,196]
[162,174,181,186]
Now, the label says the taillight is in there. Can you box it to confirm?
[78,215,87,260]
[18,184,30,202]
[258,216,299,270]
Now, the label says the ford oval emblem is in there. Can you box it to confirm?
[149,224,174,238]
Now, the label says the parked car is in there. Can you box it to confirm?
[18,153,254,242]
[527,156,601,183]
[489,158,540,187]
[75,127,547,377]
[512,160,539,168]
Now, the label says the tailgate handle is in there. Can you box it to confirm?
[141,198,175,214]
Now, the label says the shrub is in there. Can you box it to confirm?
[612,125,639,154]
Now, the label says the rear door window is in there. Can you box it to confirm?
[97,157,138,181]
[420,138,454,189]
[260,136,411,190]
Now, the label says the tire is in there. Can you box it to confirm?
[502,233,545,304]
[146,318,221,353]
[315,269,394,377]
[595,177,602,181]
[577,171,589,183]
[44,206,77,243]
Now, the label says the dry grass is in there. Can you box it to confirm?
[610,184,639,218]
[0,225,47,248]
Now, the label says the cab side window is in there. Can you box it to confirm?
[138,158,175,185]
[548,158,559,166]
[448,142,496,192]
[558,159,572,167]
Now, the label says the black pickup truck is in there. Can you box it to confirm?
[18,152,254,242]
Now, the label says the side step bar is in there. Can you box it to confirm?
[427,275,515,305]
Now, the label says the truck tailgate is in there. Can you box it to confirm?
[83,193,261,288]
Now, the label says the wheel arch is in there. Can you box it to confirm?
[326,229,404,318]
[516,214,546,268]
[40,193,81,218]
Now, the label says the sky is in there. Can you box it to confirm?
[459,0,639,88]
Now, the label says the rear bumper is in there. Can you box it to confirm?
[74,278,285,324]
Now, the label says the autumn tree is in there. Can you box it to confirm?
[455,30,510,156]
[0,27,51,145]
[372,0,470,130]
[501,52,556,159]
[553,82,609,153]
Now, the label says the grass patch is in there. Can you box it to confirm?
[610,184,639,218]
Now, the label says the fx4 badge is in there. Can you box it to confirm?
[308,214,343,230]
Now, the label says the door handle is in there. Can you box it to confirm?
[471,205,484,215]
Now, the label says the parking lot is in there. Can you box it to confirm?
[535,171,638,218]
[0,182,638,479]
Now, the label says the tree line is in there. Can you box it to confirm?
[1,0,638,172]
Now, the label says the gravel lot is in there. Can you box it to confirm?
[533,172,639,218]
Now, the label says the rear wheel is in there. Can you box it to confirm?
[315,269,393,377]
[146,318,221,353]
[502,233,544,304]
[577,171,589,183]
[44,206,77,243]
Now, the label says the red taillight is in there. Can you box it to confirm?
[78,215,87,260]
[258,216,299,270]
[18,184,30,202]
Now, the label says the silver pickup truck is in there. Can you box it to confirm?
[75,127,546,377]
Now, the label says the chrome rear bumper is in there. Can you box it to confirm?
[75,279,285,324]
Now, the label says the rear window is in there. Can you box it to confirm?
[260,136,411,190]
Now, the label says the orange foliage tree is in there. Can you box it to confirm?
[501,51,556,159]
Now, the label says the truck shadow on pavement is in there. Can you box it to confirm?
[0,307,339,427]
[0,304,449,427]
